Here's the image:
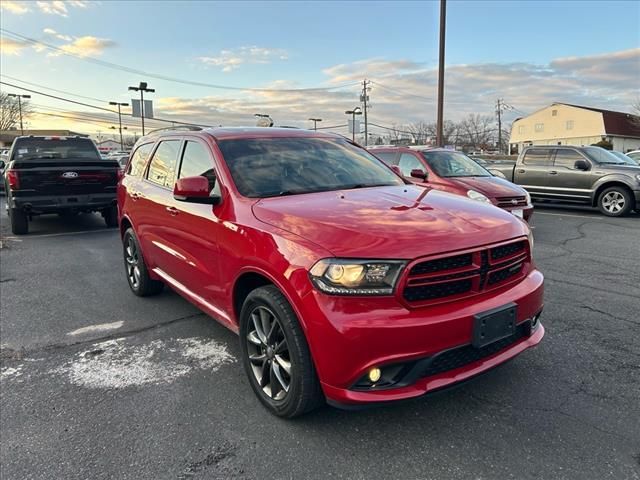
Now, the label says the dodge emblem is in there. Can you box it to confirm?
[62,172,79,178]
[511,199,519,205]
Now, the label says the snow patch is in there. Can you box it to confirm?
[1,366,23,380]
[67,321,124,336]
[53,336,235,389]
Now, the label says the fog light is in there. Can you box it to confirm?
[368,367,381,383]
[531,313,540,330]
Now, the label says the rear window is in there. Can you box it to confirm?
[522,149,552,166]
[10,137,100,161]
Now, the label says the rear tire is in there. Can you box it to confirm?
[103,205,118,227]
[9,208,28,235]
[122,228,163,296]
[239,285,324,418]
[597,186,632,217]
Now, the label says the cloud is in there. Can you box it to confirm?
[0,37,29,55]
[40,29,116,57]
[199,46,289,72]
[43,28,73,42]
[1,1,30,14]
[36,0,90,17]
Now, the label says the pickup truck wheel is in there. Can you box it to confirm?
[122,229,163,296]
[9,208,28,235]
[598,187,632,217]
[239,285,324,418]
[103,206,118,227]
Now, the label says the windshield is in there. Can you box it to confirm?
[217,137,404,198]
[11,137,100,161]
[420,150,491,177]
[581,146,627,165]
[609,151,637,165]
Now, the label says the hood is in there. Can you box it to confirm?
[596,164,640,174]
[451,176,527,199]
[252,185,529,259]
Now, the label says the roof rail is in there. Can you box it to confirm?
[147,125,204,135]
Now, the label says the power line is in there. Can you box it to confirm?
[371,81,435,101]
[0,74,110,103]
[316,124,347,130]
[0,28,361,93]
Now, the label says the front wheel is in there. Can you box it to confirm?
[239,286,324,418]
[598,187,632,217]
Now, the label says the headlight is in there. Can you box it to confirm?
[528,229,535,259]
[524,191,531,205]
[466,190,491,203]
[635,174,640,184]
[309,259,405,295]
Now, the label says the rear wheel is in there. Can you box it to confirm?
[122,228,163,296]
[598,187,632,217]
[239,285,324,418]
[103,205,118,227]
[9,208,28,235]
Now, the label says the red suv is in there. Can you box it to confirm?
[370,146,534,221]
[118,127,544,417]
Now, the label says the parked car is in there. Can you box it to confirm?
[4,136,121,234]
[492,146,640,217]
[119,127,544,417]
[624,150,640,165]
[609,151,638,166]
[0,158,6,194]
[370,147,533,221]
[470,157,509,178]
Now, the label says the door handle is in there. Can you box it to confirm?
[516,169,526,174]
[166,206,179,216]
[548,171,558,175]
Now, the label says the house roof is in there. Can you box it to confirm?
[554,103,640,138]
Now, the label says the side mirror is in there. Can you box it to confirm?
[173,175,220,205]
[0,160,5,169]
[410,168,428,181]
[390,165,402,176]
[574,160,589,171]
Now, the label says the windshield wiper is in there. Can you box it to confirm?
[341,182,397,190]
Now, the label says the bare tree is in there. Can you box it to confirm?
[458,114,494,151]
[407,121,430,145]
[389,124,404,143]
[631,98,640,129]
[0,93,33,131]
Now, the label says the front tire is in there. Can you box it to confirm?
[239,285,324,418]
[9,208,28,235]
[598,187,632,217]
[122,228,163,296]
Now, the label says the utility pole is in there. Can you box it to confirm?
[128,82,155,136]
[435,0,447,147]
[361,79,371,146]
[109,101,129,150]
[7,93,31,135]
[308,118,322,130]
[495,98,513,154]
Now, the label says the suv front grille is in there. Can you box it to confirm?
[402,240,529,305]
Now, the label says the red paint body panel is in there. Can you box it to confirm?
[118,128,544,406]
[371,147,534,221]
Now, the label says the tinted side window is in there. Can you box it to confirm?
[398,153,424,176]
[522,149,552,166]
[554,149,585,169]
[179,141,218,195]
[374,152,397,165]
[127,143,153,177]
[146,140,181,187]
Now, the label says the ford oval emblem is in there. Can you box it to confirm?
[62,172,79,178]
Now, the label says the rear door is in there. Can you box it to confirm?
[514,148,554,199]
[136,138,183,272]
[546,148,594,203]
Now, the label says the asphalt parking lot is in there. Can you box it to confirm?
[1,199,639,480]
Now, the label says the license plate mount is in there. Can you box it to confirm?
[512,209,523,218]
[472,303,517,348]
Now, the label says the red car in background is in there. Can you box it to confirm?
[119,127,543,417]
[370,146,534,222]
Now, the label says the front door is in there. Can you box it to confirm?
[546,148,594,203]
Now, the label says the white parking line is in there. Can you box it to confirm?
[67,321,124,336]
[535,212,602,219]
[13,229,118,239]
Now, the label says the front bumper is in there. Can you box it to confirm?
[299,269,544,405]
[10,193,116,214]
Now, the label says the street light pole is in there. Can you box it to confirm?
[344,107,362,142]
[436,0,447,147]
[128,82,155,136]
[308,118,322,131]
[8,93,31,135]
[109,101,129,150]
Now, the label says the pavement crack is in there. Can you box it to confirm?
[579,305,640,327]
[0,312,207,360]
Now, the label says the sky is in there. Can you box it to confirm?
[1,0,639,140]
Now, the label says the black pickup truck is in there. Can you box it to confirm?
[493,145,640,217]
[4,136,121,234]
